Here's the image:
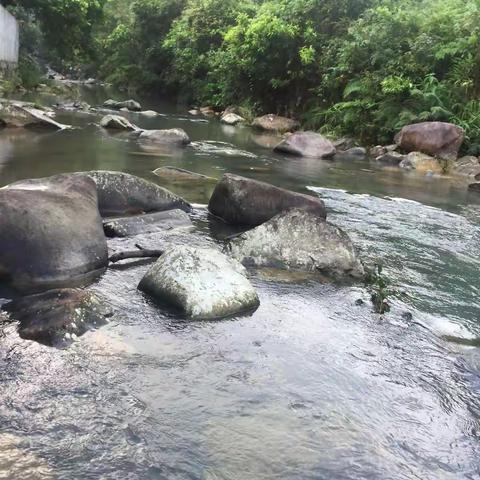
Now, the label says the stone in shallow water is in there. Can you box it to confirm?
[79,170,192,216]
[0,174,108,292]
[152,166,217,183]
[252,114,299,133]
[99,114,138,131]
[103,99,142,111]
[274,131,336,159]
[103,209,192,238]
[221,113,245,125]
[3,288,113,346]
[138,128,190,146]
[227,208,364,278]
[208,173,327,226]
[138,246,260,319]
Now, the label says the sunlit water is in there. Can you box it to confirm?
[0,86,479,479]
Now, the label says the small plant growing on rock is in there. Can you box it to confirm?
[365,263,395,314]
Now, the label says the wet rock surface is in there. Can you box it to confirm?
[228,208,364,278]
[399,152,443,173]
[3,288,112,346]
[138,245,260,319]
[0,174,108,292]
[103,209,193,238]
[208,173,327,226]
[153,166,217,183]
[80,170,192,216]
[103,99,142,112]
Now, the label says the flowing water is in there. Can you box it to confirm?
[0,86,480,479]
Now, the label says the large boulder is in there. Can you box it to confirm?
[398,151,443,174]
[100,114,138,131]
[252,114,300,133]
[103,99,142,112]
[103,209,192,238]
[0,101,70,130]
[208,174,327,226]
[80,171,192,217]
[228,209,364,278]
[274,131,336,158]
[138,246,260,319]
[394,122,464,159]
[138,128,190,146]
[3,288,112,346]
[0,174,108,292]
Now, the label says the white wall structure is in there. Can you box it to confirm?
[0,5,19,70]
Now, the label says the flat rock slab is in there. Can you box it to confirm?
[3,288,112,346]
[274,131,336,158]
[153,166,217,183]
[103,209,193,237]
[79,170,192,216]
[138,246,260,320]
[0,101,71,130]
[228,208,364,278]
[208,173,327,226]
[1,174,108,292]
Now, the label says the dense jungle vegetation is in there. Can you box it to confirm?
[4,0,480,151]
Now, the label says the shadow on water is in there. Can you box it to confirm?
[0,87,480,479]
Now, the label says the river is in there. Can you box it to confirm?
[0,86,479,479]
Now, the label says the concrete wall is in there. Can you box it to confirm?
[0,5,19,71]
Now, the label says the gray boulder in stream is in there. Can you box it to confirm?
[3,288,113,346]
[138,246,260,319]
[138,128,190,146]
[227,208,364,278]
[103,99,142,112]
[100,114,138,131]
[0,174,108,292]
[274,131,336,159]
[208,173,327,226]
[79,171,192,216]
[103,209,192,238]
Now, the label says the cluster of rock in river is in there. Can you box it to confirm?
[0,96,479,345]
[0,165,363,346]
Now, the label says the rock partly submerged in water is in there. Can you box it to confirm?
[468,182,480,192]
[395,121,464,160]
[0,174,108,292]
[451,156,480,178]
[375,151,405,164]
[100,114,138,131]
[103,209,192,238]
[152,166,217,183]
[4,288,112,346]
[103,99,142,112]
[399,151,443,173]
[80,170,192,216]
[138,246,260,320]
[274,131,336,159]
[227,208,364,278]
[138,128,190,146]
[208,173,327,226]
[0,100,71,130]
[221,113,245,126]
[252,114,300,133]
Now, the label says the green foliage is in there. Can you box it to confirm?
[366,263,395,314]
